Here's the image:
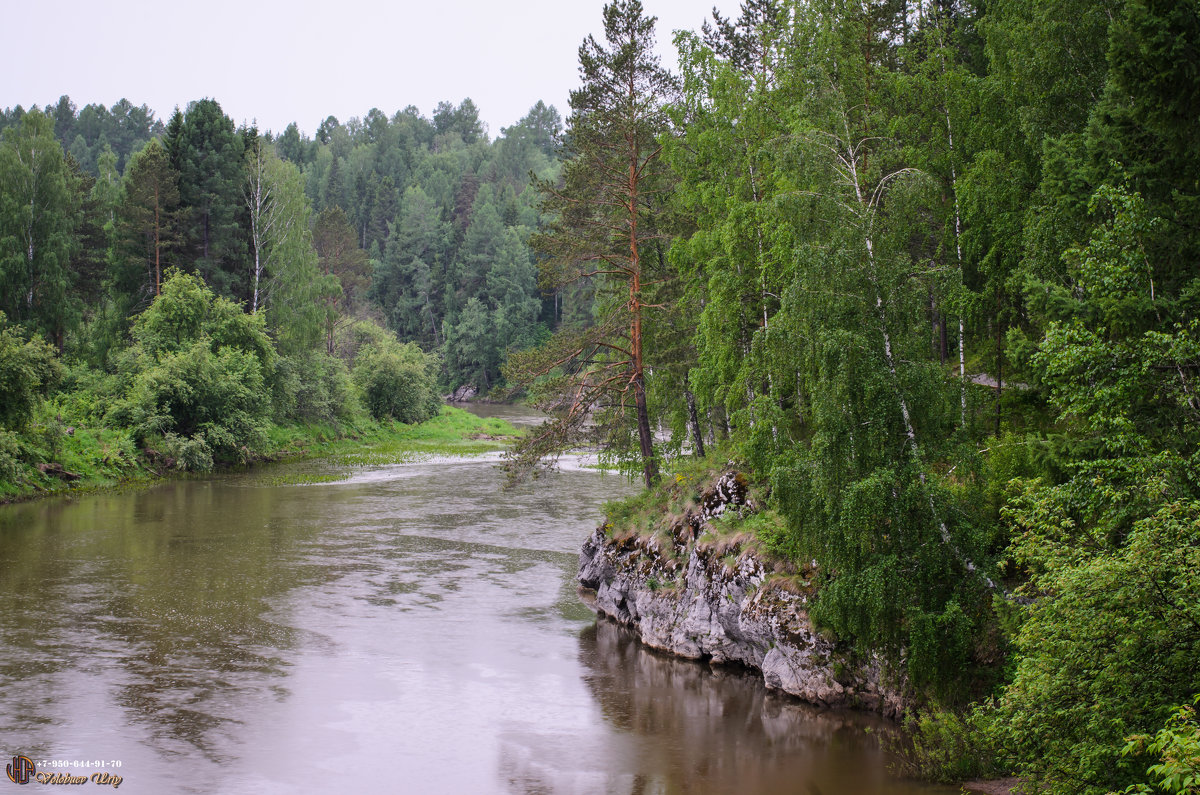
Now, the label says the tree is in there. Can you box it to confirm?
[669,0,1000,692]
[106,270,275,470]
[275,122,313,166]
[311,207,370,355]
[166,99,246,298]
[252,152,329,355]
[991,184,1200,791]
[509,0,676,488]
[484,228,542,357]
[666,3,796,456]
[119,138,180,297]
[366,175,399,253]
[352,333,440,423]
[372,186,446,348]
[433,99,485,145]
[244,134,323,317]
[445,297,496,390]
[0,312,60,431]
[0,108,79,345]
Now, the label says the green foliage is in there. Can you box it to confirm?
[271,350,358,424]
[2,10,1198,792]
[0,313,61,431]
[510,0,676,488]
[0,429,24,485]
[996,494,1200,794]
[113,137,179,301]
[893,704,1003,784]
[991,181,1200,794]
[106,271,274,469]
[165,99,247,298]
[0,108,80,340]
[351,334,439,424]
[1118,696,1200,795]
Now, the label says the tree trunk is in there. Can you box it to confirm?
[995,291,1003,437]
[686,383,705,459]
[628,103,656,487]
[634,375,657,488]
[154,184,162,296]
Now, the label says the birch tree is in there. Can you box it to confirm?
[0,108,78,344]
[761,0,999,690]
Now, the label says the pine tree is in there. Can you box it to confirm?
[509,0,676,488]
[312,207,370,355]
[166,99,246,299]
[119,138,180,298]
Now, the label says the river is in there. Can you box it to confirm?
[0,406,954,794]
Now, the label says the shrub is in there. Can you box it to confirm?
[157,432,214,472]
[0,312,61,431]
[352,338,440,424]
[1118,696,1200,795]
[0,428,24,483]
[891,704,1003,784]
[104,272,276,469]
[109,340,269,469]
[271,350,359,423]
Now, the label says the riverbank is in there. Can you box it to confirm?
[0,404,518,504]
[577,461,906,718]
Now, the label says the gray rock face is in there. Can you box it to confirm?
[577,522,904,717]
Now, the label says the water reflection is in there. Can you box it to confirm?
[565,620,949,795]
[0,420,952,794]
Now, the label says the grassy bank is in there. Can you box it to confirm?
[0,405,518,504]
[599,452,803,577]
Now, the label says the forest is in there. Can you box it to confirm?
[2,0,1198,793]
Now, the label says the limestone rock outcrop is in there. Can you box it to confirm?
[577,471,904,717]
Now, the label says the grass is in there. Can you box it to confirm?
[0,405,519,504]
[597,452,808,580]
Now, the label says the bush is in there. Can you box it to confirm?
[1118,696,1200,795]
[156,432,214,472]
[0,312,60,430]
[109,340,269,469]
[891,704,1003,783]
[271,350,359,423]
[0,428,24,483]
[104,272,276,470]
[352,338,440,424]
[995,491,1200,794]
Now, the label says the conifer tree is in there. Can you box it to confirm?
[119,138,180,298]
[509,0,676,488]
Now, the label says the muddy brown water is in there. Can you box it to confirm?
[0,407,955,794]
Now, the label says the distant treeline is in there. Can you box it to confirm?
[0,94,562,392]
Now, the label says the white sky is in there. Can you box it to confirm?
[4,0,741,139]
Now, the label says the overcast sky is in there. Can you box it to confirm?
[4,0,742,138]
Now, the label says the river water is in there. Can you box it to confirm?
[0,407,954,794]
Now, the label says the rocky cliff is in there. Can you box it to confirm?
[577,471,904,717]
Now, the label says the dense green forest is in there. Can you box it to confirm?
[2,0,1198,792]
[0,88,563,491]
